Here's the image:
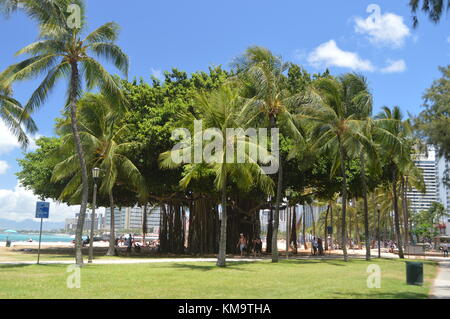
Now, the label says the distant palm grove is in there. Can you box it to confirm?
[1,0,449,267]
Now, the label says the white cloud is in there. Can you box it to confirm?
[0,161,9,175]
[151,68,163,80]
[0,120,41,154]
[354,4,410,48]
[0,120,20,154]
[307,40,375,71]
[380,59,406,73]
[0,183,79,222]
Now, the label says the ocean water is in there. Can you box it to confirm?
[0,232,73,242]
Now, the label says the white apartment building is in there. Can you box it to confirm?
[407,146,439,213]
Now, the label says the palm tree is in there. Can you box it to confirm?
[1,0,128,265]
[374,106,414,259]
[159,84,274,267]
[300,76,373,261]
[410,0,449,27]
[0,84,37,147]
[341,73,375,261]
[232,46,305,262]
[51,93,145,256]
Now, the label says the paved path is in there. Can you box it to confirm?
[430,261,450,299]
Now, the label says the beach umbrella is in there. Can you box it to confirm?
[4,229,17,233]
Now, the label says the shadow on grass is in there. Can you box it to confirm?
[167,261,252,272]
[331,291,428,299]
[0,263,64,269]
[283,259,347,267]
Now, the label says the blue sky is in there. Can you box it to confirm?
[0,0,449,221]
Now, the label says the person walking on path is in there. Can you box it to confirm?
[126,234,133,255]
[237,234,247,257]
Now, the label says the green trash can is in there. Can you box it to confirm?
[406,261,423,286]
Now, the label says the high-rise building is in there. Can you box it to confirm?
[406,146,439,213]
[64,209,102,233]
[103,205,161,233]
[436,154,450,235]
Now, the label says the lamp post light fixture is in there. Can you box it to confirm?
[88,167,100,264]
[377,204,381,259]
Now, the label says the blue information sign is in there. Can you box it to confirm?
[35,202,50,219]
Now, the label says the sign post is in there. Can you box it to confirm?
[35,202,50,264]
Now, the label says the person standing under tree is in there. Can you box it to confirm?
[237,234,247,257]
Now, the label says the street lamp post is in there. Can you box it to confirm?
[88,167,100,264]
[377,204,381,258]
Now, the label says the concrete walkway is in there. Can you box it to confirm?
[430,261,450,299]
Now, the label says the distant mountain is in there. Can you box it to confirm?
[0,218,64,231]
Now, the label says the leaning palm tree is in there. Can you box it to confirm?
[299,76,373,261]
[0,84,37,147]
[159,84,274,267]
[232,46,305,263]
[1,0,128,265]
[51,93,145,256]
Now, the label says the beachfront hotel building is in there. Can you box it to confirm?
[64,210,103,233]
[404,145,450,236]
[102,205,161,234]
[406,146,439,213]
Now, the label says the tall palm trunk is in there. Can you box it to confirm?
[271,159,282,263]
[338,141,348,261]
[270,115,282,263]
[302,210,307,250]
[392,168,405,258]
[360,154,371,260]
[324,205,329,250]
[70,62,89,266]
[217,168,228,267]
[310,205,316,236]
[106,191,116,256]
[142,204,147,245]
[401,176,409,245]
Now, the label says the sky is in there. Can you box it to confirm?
[0,0,449,223]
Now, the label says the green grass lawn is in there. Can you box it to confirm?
[0,258,437,299]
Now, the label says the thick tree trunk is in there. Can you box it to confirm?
[330,203,333,250]
[290,207,297,253]
[106,191,116,256]
[360,154,371,260]
[338,141,348,261]
[70,62,89,266]
[392,168,405,258]
[217,170,228,267]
